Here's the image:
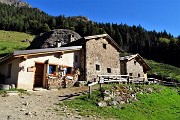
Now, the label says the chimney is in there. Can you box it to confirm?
[57,42,61,47]
[68,34,74,43]
[56,39,61,47]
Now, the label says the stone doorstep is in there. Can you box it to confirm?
[33,87,59,91]
[5,91,20,96]
[33,87,48,91]
[50,89,58,91]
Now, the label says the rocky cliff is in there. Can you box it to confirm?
[0,0,31,7]
[26,29,82,49]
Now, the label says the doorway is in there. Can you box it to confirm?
[34,63,44,87]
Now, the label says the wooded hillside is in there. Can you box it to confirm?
[0,3,179,67]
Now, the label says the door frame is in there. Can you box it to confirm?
[34,62,47,88]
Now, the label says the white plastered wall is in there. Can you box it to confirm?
[17,50,81,90]
[0,58,20,86]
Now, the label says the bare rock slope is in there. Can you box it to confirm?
[26,29,82,49]
[0,0,31,7]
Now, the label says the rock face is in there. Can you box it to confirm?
[0,0,31,7]
[26,29,82,50]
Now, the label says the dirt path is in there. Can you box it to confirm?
[0,86,99,120]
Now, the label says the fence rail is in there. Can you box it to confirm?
[87,75,180,98]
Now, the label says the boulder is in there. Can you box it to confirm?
[104,96,111,101]
[27,29,82,49]
[74,81,83,87]
[103,90,111,95]
[98,101,107,107]
[0,84,10,90]
[109,101,118,106]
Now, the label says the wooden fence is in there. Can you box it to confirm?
[87,75,180,98]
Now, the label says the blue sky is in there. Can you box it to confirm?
[24,0,180,37]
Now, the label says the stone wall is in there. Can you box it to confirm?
[85,38,120,82]
[126,58,144,77]
[79,45,85,81]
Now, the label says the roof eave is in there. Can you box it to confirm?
[84,34,121,51]
[0,46,82,64]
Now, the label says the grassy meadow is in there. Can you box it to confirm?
[60,85,180,120]
[146,60,180,82]
[0,30,34,55]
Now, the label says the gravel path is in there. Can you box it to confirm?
[0,86,99,120]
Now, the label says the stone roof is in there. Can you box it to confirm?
[26,29,82,50]
[120,54,138,61]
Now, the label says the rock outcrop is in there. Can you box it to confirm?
[26,29,82,49]
[0,0,31,7]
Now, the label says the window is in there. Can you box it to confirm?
[48,65,56,74]
[107,68,111,73]
[103,44,106,49]
[134,60,136,65]
[96,64,100,71]
[67,67,73,74]
[74,55,78,62]
[138,74,140,77]
[129,73,133,76]
[7,63,12,78]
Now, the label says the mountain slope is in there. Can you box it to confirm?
[0,30,34,56]
[146,59,180,82]
[0,0,31,7]
[0,2,179,68]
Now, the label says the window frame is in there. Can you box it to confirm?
[48,64,57,74]
[96,64,100,71]
[107,68,111,73]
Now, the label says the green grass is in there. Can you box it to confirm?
[146,59,180,82]
[60,85,180,120]
[0,88,27,95]
[159,38,170,43]
[0,30,34,55]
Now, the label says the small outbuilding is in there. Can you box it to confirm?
[120,54,151,81]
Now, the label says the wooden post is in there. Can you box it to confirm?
[88,81,98,98]
[99,83,102,90]
[88,86,91,98]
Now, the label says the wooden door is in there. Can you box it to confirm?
[34,63,44,87]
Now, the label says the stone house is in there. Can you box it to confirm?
[120,54,151,80]
[0,46,82,90]
[27,29,121,82]
[64,34,121,82]
[0,33,121,90]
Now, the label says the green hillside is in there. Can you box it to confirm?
[146,60,180,82]
[0,30,34,56]
[0,2,180,68]
[61,85,180,120]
